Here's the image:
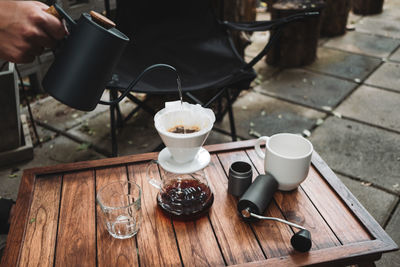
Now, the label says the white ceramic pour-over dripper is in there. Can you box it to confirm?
[154,101,215,164]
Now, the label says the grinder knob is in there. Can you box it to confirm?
[291,229,312,252]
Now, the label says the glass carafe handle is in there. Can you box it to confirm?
[146,160,162,190]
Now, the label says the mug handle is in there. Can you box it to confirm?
[146,160,162,190]
[254,136,269,159]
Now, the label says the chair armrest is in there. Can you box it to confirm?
[221,12,319,32]
[226,11,319,71]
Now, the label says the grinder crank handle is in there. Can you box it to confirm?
[240,208,306,230]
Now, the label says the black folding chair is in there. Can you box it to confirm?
[106,0,317,156]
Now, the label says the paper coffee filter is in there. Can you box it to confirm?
[155,101,215,135]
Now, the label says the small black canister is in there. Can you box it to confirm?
[228,161,253,197]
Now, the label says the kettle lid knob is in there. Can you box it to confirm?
[89,11,116,29]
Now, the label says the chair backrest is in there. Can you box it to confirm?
[111,0,255,94]
[116,0,220,40]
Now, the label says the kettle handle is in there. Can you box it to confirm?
[146,160,162,190]
[46,4,76,28]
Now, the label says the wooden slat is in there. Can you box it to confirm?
[3,140,397,267]
[26,152,160,176]
[205,140,258,153]
[54,170,96,266]
[205,154,265,265]
[274,187,342,249]
[19,175,62,267]
[232,240,388,267]
[173,218,225,266]
[217,151,294,258]
[127,163,181,266]
[22,141,257,177]
[0,170,35,267]
[250,204,297,257]
[311,152,397,250]
[155,167,226,266]
[301,166,371,244]
[95,166,139,267]
[246,149,341,250]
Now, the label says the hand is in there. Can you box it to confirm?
[0,1,67,63]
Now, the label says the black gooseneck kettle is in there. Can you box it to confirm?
[42,4,178,111]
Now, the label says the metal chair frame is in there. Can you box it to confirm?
[104,0,317,156]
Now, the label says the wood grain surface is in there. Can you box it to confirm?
[166,166,226,266]
[311,152,396,248]
[231,239,388,267]
[1,140,396,267]
[301,166,371,244]
[205,155,265,265]
[128,163,181,266]
[54,170,97,267]
[95,166,139,267]
[19,175,62,266]
[173,217,225,266]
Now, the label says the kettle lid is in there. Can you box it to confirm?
[89,10,116,28]
[82,12,129,41]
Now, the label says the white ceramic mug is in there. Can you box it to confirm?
[254,133,313,191]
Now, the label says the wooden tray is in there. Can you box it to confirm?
[1,140,397,266]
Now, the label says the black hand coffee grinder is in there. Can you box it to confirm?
[230,170,312,253]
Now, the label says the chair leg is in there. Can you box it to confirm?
[216,96,223,122]
[111,90,124,128]
[110,104,118,157]
[116,105,123,128]
[225,89,237,141]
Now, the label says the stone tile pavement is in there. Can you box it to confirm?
[1,2,399,265]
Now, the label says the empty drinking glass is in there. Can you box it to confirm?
[97,181,142,239]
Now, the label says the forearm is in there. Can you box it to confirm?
[0,1,20,61]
